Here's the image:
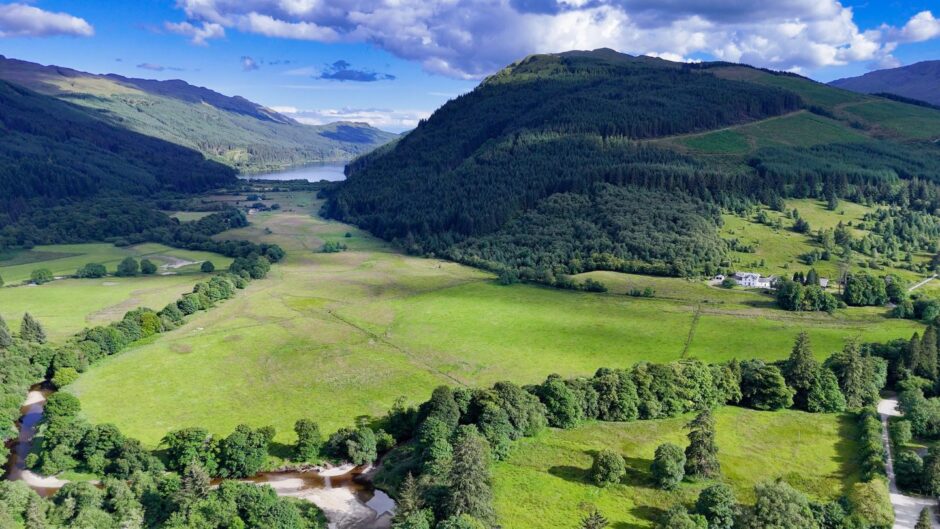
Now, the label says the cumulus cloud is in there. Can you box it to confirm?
[271,106,428,131]
[164,20,224,45]
[166,0,940,78]
[241,55,259,71]
[318,60,395,82]
[0,3,93,38]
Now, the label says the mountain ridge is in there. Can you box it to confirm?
[0,55,397,172]
[829,60,940,106]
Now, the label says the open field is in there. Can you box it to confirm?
[68,192,923,448]
[0,242,232,284]
[0,275,213,341]
[493,408,859,529]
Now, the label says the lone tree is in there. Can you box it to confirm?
[685,408,720,479]
[651,443,685,490]
[695,483,737,529]
[591,449,626,487]
[201,261,216,273]
[580,509,609,529]
[446,426,494,523]
[916,507,932,529]
[783,332,818,410]
[20,313,46,344]
[0,314,12,348]
[293,419,322,461]
[116,257,140,277]
[140,259,158,275]
[30,268,53,285]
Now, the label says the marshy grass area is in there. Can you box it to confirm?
[493,408,860,529]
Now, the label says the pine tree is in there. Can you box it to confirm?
[25,493,47,529]
[806,268,820,286]
[0,314,12,348]
[784,332,819,409]
[176,463,211,510]
[685,408,720,478]
[446,426,494,523]
[20,313,46,344]
[916,507,932,529]
[395,472,424,521]
[923,327,939,381]
[581,509,609,529]
[837,340,872,409]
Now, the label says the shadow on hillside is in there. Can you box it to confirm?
[548,465,589,483]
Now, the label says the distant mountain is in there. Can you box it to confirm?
[326,49,940,280]
[0,79,235,211]
[0,55,397,172]
[830,61,940,106]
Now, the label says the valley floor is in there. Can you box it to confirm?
[65,191,923,449]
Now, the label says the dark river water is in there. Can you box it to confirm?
[241,162,347,182]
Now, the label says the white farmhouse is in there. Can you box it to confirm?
[733,272,774,289]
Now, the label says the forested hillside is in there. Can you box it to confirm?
[0,55,396,172]
[326,49,940,279]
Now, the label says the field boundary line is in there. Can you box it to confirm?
[681,304,702,358]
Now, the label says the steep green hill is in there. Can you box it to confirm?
[326,50,940,278]
[0,55,397,172]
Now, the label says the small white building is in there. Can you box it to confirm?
[715,274,726,282]
[734,272,774,289]
[819,278,830,288]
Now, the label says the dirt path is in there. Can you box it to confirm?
[909,275,937,293]
[878,397,939,528]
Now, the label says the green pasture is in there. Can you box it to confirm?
[0,275,210,341]
[493,407,860,529]
[0,242,232,284]
[842,100,940,139]
[69,193,922,448]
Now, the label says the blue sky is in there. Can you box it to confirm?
[1,0,939,132]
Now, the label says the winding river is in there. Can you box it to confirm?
[2,387,394,529]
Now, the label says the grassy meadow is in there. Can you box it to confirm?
[493,408,860,529]
[0,242,232,284]
[0,242,232,340]
[67,192,923,448]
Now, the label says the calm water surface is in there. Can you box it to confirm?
[242,162,347,182]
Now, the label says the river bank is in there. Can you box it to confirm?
[3,386,394,529]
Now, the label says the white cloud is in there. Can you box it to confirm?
[166,0,940,78]
[275,106,431,132]
[894,11,940,43]
[0,3,93,38]
[164,20,225,45]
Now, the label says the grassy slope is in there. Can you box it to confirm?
[69,194,921,447]
[0,243,232,284]
[0,275,207,341]
[0,242,232,340]
[721,199,931,283]
[494,408,859,529]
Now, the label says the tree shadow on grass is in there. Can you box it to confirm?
[269,441,295,461]
[548,465,590,483]
[835,413,863,490]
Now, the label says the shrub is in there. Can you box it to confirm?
[590,449,626,487]
[44,393,81,421]
[76,263,107,278]
[695,483,736,529]
[140,259,157,275]
[30,268,53,284]
[582,278,608,293]
[201,261,215,273]
[52,368,80,389]
[115,257,139,277]
[651,443,685,490]
[293,419,322,462]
